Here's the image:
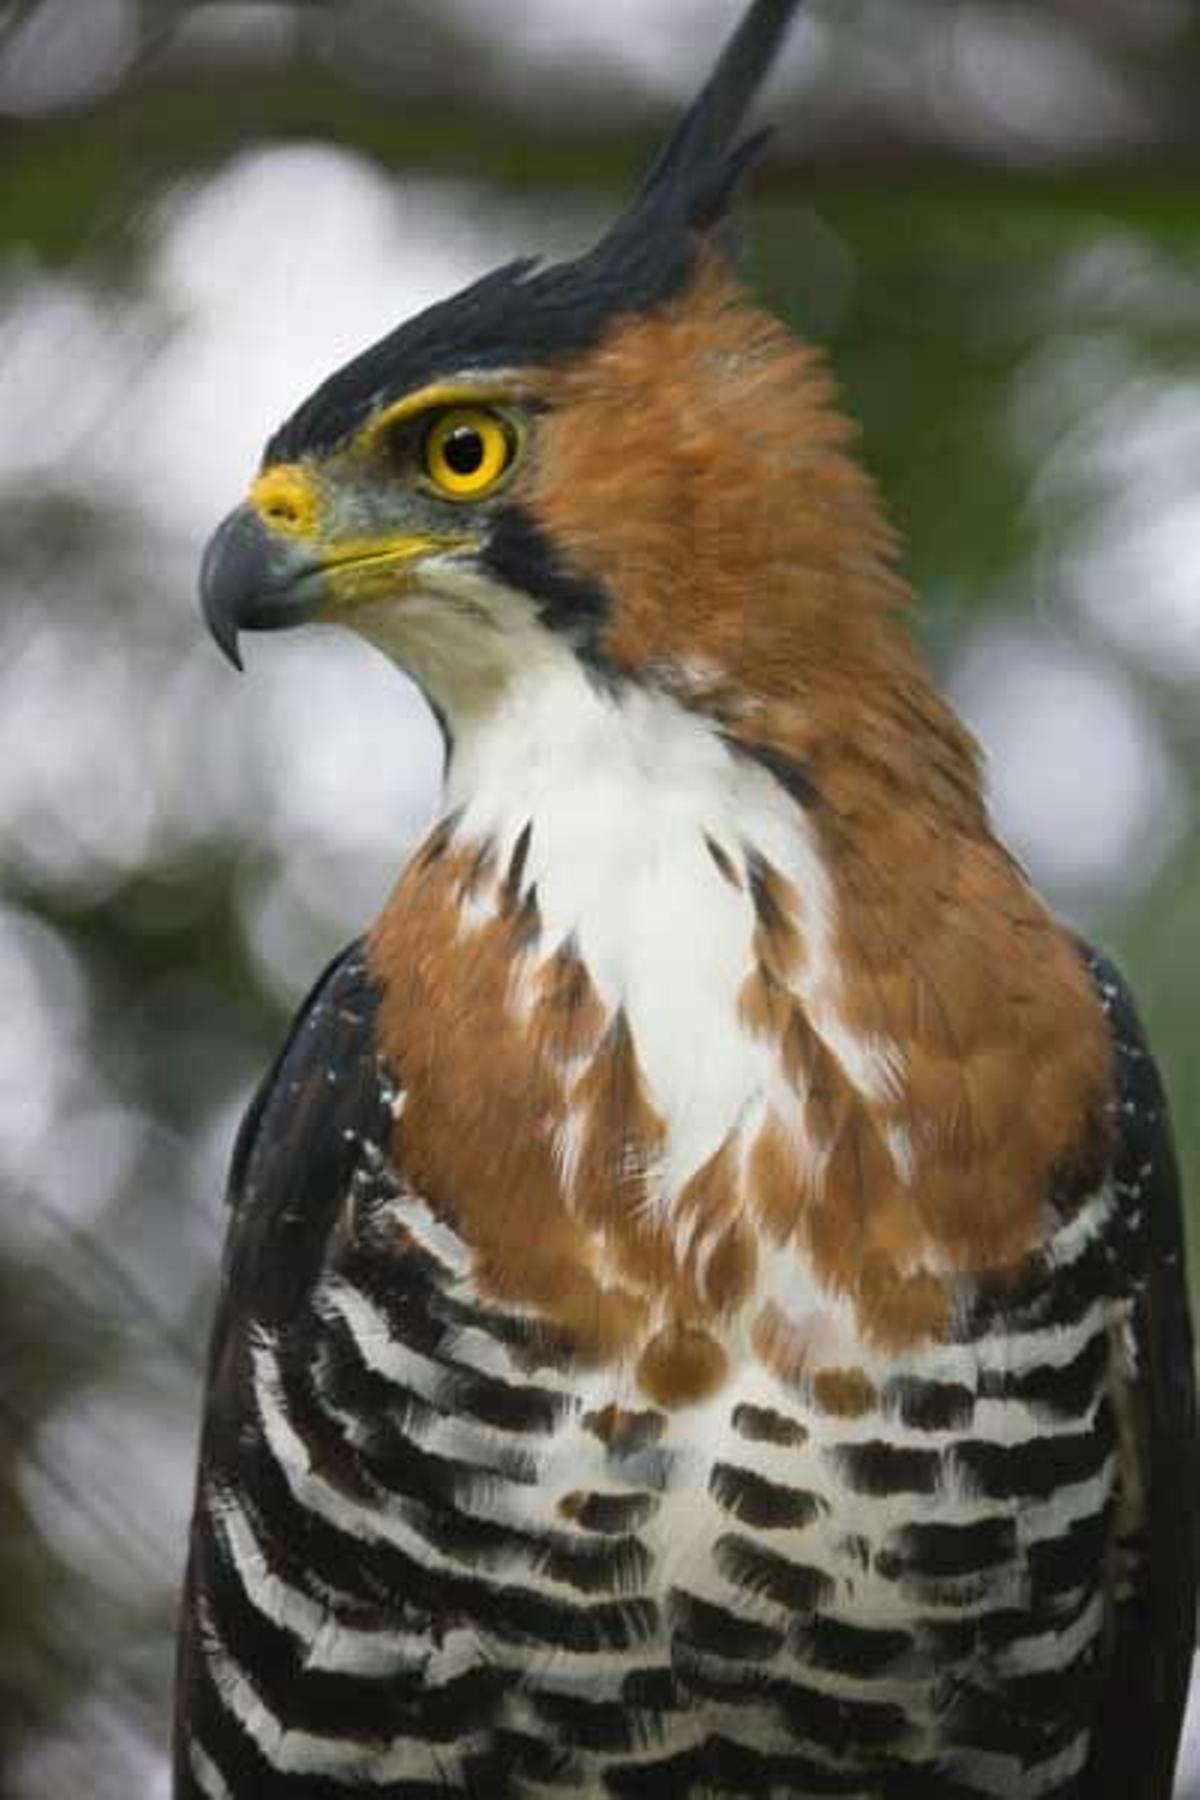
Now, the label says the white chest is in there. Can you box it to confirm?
[446,668,890,1217]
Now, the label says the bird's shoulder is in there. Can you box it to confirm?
[217,938,391,1330]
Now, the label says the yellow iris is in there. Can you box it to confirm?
[422,407,515,499]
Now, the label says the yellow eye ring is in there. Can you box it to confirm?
[422,407,516,500]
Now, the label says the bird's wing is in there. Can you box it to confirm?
[213,937,388,1329]
[174,938,393,1786]
[1081,945,1198,1797]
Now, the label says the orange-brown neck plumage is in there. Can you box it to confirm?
[363,260,1113,1373]
[367,270,1114,1353]
[530,258,985,830]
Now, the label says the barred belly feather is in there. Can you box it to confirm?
[183,1044,1118,1798]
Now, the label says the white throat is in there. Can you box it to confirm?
[438,642,863,1207]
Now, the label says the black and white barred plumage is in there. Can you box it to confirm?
[174,943,1196,1800]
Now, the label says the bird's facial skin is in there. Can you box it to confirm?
[199,378,536,685]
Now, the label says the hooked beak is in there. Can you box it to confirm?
[199,505,326,671]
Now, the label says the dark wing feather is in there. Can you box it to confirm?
[1082,945,1198,1798]
[215,937,386,1327]
[173,939,390,1795]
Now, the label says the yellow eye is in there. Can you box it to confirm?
[422,407,516,499]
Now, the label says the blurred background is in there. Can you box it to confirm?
[1,0,1198,1793]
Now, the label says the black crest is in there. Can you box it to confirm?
[267,0,804,464]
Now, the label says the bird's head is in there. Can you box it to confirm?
[200,0,920,758]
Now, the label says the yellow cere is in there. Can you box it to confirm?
[249,464,321,538]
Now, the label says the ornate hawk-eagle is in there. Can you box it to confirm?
[178,3,1197,1795]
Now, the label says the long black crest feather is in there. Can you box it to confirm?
[267,1,805,464]
[611,0,804,243]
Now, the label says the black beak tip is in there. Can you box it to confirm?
[207,612,245,672]
[199,503,321,670]
[199,508,253,672]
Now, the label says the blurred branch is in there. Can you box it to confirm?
[2,0,1199,196]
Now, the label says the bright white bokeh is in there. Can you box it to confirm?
[0,274,143,486]
[0,0,139,116]
[7,1690,172,1800]
[952,625,1183,909]
[1008,234,1200,683]
[1064,379,1200,681]
[19,1370,196,1592]
[947,4,1146,161]
[86,146,541,522]
[0,906,92,1233]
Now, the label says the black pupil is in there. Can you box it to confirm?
[443,425,486,477]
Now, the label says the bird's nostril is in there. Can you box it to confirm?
[249,465,317,536]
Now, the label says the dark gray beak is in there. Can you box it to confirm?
[199,505,325,671]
